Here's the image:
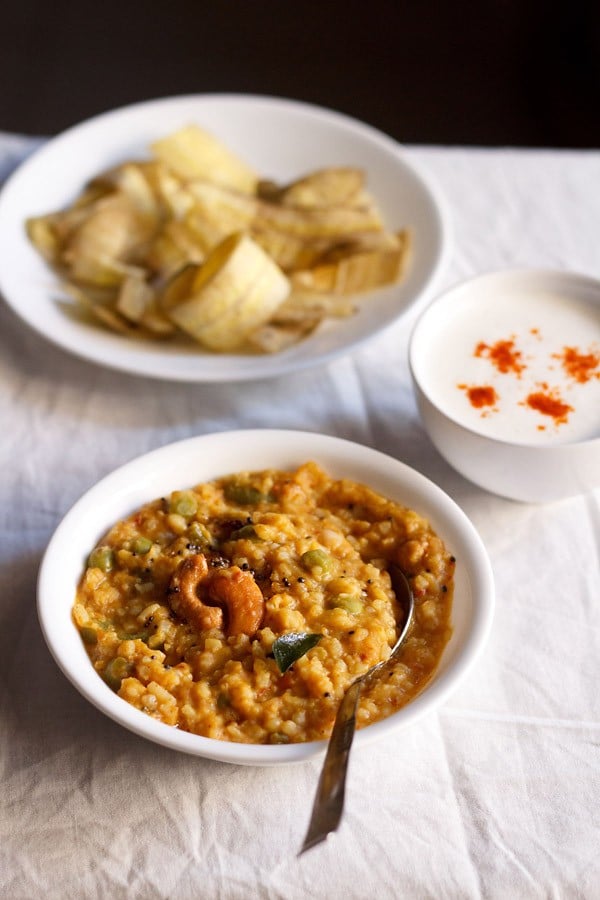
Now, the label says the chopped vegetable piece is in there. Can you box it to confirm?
[79,626,98,645]
[88,546,114,572]
[269,732,291,744]
[103,656,130,691]
[147,633,165,650]
[169,491,198,518]
[272,632,322,673]
[331,594,364,614]
[132,536,153,555]
[300,548,332,574]
[224,483,270,505]
[187,521,211,545]
[230,524,259,540]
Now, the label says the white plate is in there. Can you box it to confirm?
[0,94,450,382]
[37,429,494,765]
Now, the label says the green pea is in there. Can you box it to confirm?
[301,549,332,574]
[224,483,270,505]
[79,626,98,645]
[132,536,153,555]
[269,732,290,744]
[88,546,114,573]
[331,594,364,615]
[103,656,130,691]
[169,491,198,518]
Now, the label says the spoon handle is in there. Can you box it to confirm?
[299,677,364,854]
[299,568,414,855]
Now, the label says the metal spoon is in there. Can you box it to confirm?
[299,566,414,855]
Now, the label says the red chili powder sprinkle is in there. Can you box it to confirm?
[523,388,573,425]
[554,345,599,384]
[475,337,526,376]
[458,383,499,410]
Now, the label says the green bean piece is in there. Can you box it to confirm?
[79,626,98,645]
[103,656,130,691]
[169,491,198,518]
[230,524,259,540]
[88,546,114,573]
[132,536,153,555]
[117,630,149,642]
[331,594,364,614]
[301,548,332,574]
[224,483,269,505]
[147,632,165,650]
[187,521,209,545]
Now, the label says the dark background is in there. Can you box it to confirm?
[2,0,599,147]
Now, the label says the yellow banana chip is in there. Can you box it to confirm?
[291,230,411,295]
[151,125,257,193]
[164,233,290,351]
[278,167,364,208]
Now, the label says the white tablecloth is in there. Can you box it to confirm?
[1,134,599,899]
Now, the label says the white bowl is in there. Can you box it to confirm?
[0,93,449,382]
[37,429,494,765]
[409,269,600,503]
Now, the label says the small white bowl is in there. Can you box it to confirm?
[37,429,494,766]
[409,269,600,503]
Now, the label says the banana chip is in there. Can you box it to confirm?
[277,167,365,208]
[146,219,206,278]
[247,319,320,354]
[151,125,257,193]
[162,233,290,351]
[291,230,411,295]
[26,125,411,355]
[116,275,154,322]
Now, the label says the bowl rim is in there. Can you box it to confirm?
[409,267,600,451]
[37,428,495,765]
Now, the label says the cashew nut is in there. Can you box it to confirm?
[207,565,264,637]
[167,553,264,637]
[168,553,223,632]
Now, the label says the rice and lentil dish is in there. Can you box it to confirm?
[73,462,454,744]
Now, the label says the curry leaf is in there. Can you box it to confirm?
[272,632,322,673]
